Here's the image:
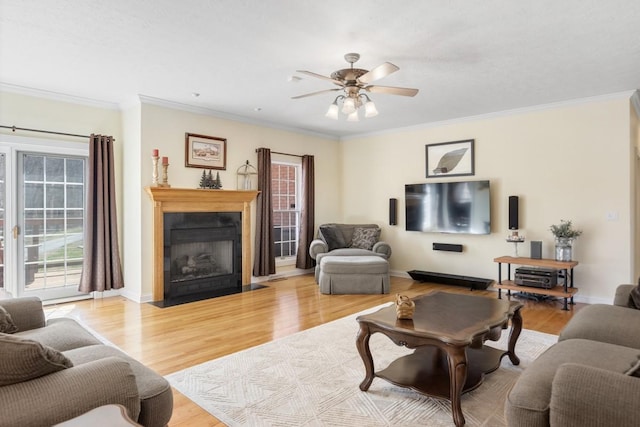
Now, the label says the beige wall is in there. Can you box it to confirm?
[2,89,636,304]
[0,92,124,214]
[0,90,342,301]
[342,96,633,303]
[133,101,341,299]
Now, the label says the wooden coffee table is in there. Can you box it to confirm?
[356,291,523,427]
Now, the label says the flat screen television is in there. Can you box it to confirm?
[405,180,491,234]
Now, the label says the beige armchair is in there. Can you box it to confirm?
[309,223,391,283]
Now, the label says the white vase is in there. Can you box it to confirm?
[554,237,573,261]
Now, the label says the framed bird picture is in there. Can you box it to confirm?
[425,139,475,178]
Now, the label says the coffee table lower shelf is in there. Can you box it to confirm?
[376,345,508,399]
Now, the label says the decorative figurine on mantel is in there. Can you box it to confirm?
[199,169,222,189]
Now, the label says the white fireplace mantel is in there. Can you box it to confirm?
[145,187,259,302]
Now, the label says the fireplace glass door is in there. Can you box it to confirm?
[163,212,242,305]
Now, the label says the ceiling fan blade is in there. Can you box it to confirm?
[365,85,419,97]
[296,70,344,86]
[358,62,399,84]
[291,88,341,99]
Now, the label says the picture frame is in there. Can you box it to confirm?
[425,139,475,178]
[185,133,227,170]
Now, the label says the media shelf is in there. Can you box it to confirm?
[493,256,579,310]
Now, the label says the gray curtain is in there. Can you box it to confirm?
[253,148,275,276]
[296,155,315,269]
[79,134,124,293]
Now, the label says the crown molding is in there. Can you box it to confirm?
[3,82,634,142]
[137,95,338,141]
[0,82,120,110]
[341,90,638,141]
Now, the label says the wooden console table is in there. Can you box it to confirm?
[493,256,578,310]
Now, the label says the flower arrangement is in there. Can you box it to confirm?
[549,220,583,239]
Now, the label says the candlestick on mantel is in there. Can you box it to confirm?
[151,153,159,186]
[159,160,171,187]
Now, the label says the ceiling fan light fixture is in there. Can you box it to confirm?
[342,97,356,114]
[293,52,418,123]
[325,100,340,120]
[363,95,379,118]
[347,110,359,122]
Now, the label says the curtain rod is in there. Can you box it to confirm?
[0,125,90,139]
[256,148,304,158]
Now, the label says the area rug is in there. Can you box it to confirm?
[167,304,557,426]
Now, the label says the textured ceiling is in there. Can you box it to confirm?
[1,0,639,138]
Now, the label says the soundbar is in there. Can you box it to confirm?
[407,270,493,290]
[433,243,463,252]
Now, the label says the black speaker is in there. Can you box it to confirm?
[433,243,463,252]
[531,241,542,259]
[389,198,397,225]
[508,196,519,230]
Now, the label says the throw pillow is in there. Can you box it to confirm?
[350,227,381,251]
[0,306,18,334]
[630,277,640,309]
[319,225,347,251]
[0,333,73,386]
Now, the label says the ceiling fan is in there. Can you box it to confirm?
[292,53,419,121]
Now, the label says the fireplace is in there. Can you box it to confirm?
[164,212,241,305]
[146,187,259,305]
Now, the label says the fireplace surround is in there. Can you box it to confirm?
[146,187,259,304]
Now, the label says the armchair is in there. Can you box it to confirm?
[309,223,391,283]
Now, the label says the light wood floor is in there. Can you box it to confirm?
[53,274,585,426]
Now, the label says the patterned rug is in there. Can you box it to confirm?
[167,303,557,426]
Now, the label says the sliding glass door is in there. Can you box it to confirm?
[0,136,88,300]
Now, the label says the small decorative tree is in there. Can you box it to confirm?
[212,171,222,189]
[199,170,208,189]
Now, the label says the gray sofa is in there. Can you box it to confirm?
[0,297,172,427]
[309,223,392,283]
[505,284,640,427]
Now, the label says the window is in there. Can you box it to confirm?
[271,161,300,260]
